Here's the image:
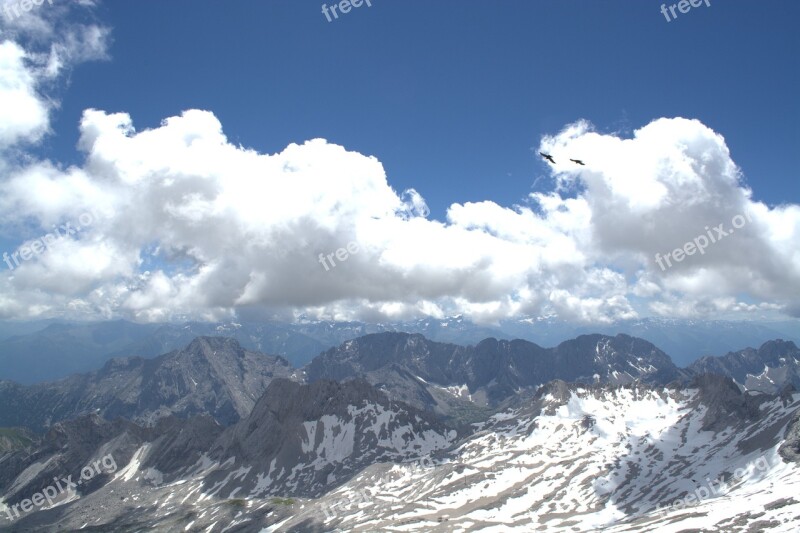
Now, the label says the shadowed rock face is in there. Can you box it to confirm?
[204,378,459,498]
[0,428,35,454]
[780,410,800,463]
[305,332,687,417]
[0,337,295,432]
[0,413,225,511]
[0,376,457,517]
[689,373,763,431]
[689,340,800,393]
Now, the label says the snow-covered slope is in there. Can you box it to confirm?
[270,379,800,532]
[2,377,798,532]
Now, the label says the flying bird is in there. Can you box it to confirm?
[570,158,585,166]
[539,152,555,164]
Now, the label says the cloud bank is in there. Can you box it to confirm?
[0,7,797,324]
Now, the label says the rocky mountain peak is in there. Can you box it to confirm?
[758,339,799,359]
[183,336,247,358]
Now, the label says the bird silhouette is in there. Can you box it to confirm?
[539,152,555,164]
[570,158,585,166]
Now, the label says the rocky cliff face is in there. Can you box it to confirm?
[0,428,34,455]
[203,378,458,498]
[779,409,800,463]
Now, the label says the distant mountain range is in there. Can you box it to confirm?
[0,316,797,383]
[498,317,800,366]
[0,337,293,432]
[305,332,689,421]
[689,339,800,394]
[2,331,797,435]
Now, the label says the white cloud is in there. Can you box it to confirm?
[0,0,110,152]
[537,118,800,318]
[0,11,797,324]
[2,107,796,324]
[0,40,49,148]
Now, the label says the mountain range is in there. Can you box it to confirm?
[2,332,798,433]
[689,339,800,394]
[305,332,689,421]
[1,331,800,531]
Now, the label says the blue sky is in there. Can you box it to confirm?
[0,0,798,324]
[49,0,799,216]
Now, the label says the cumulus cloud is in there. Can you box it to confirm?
[1,108,797,324]
[536,118,800,318]
[0,0,110,151]
[0,39,48,148]
[0,7,797,324]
